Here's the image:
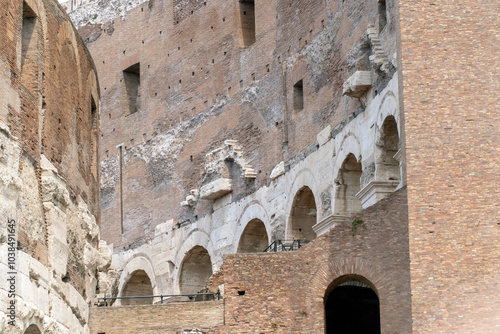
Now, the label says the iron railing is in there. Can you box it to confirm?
[98,290,220,307]
[263,239,309,252]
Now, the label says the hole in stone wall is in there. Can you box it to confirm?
[289,186,317,242]
[123,63,141,115]
[90,96,98,179]
[239,0,256,47]
[378,0,387,32]
[121,270,154,305]
[334,154,362,215]
[24,324,42,334]
[237,219,269,253]
[325,278,380,334]
[238,291,246,296]
[179,246,213,294]
[378,116,400,181]
[293,80,304,111]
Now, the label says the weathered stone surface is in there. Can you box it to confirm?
[200,178,232,201]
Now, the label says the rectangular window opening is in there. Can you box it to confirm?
[21,2,37,71]
[293,80,304,111]
[378,0,387,32]
[90,97,98,179]
[123,63,141,114]
[239,0,255,47]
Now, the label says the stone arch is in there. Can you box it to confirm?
[324,275,381,334]
[376,91,400,137]
[174,229,215,293]
[288,186,318,242]
[120,269,154,305]
[375,115,400,182]
[334,153,362,216]
[178,246,213,294]
[23,318,43,334]
[335,132,362,169]
[234,201,271,251]
[117,255,157,305]
[237,218,269,253]
[285,169,320,239]
[305,258,385,333]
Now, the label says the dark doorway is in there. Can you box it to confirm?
[325,281,380,334]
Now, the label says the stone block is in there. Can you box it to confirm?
[355,180,400,208]
[270,161,285,180]
[200,178,232,200]
[317,125,331,146]
[343,71,371,98]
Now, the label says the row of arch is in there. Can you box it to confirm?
[117,113,400,314]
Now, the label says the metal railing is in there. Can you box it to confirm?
[263,239,309,252]
[98,290,220,307]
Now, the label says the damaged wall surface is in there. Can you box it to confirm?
[0,0,107,333]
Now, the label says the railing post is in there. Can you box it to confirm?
[104,293,107,307]
[161,295,164,304]
[217,289,220,300]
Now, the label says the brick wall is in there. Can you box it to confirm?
[222,188,411,333]
[398,0,500,332]
[89,300,224,334]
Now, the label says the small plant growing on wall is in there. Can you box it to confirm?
[351,218,367,236]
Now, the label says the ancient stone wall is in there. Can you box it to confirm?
[398,0,500,332]
[0,0,105,332]
[90,300,224,333]
[69,0,403,301]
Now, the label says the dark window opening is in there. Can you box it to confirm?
[123,63,141,114]
[238,290,246,296]
[21,2,37,69]
[325,281,380,334]
[239,0,255,47]
[293,80,304,111]
[90,97,98,179]
[378,0,387,32]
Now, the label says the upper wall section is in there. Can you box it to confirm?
[72,0,399,248]
[0,0,100,217]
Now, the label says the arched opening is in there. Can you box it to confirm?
[24,324,42,334]
[237,219,269,253]
[120,270,154,305]
[377,116,400,182]
[289,186,317,242]
[325,277,380,334]
[334,154,362,215]
[179,246,213,294]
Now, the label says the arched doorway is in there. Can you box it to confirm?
[377,115,400,182]
[237,219,269,253]
[334,153,362,215]
[179,246,213,294]
[325,277,380,334]
[24,324,42,334]
[289,186,317,242]
[120,269,154,305]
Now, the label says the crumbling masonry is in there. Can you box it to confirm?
[1,0,499,333]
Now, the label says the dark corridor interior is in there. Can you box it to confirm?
[325,284,381,334]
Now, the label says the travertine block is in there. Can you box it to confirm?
[200,179,232,200]
[343,71,371,98]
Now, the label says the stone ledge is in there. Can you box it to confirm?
[343,71,371,98]
[356,180,400,209]
[312,214,350,236]
[200,179,232,200]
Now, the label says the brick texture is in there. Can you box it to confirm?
[398,0,500,332]
[89,300,224,333]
